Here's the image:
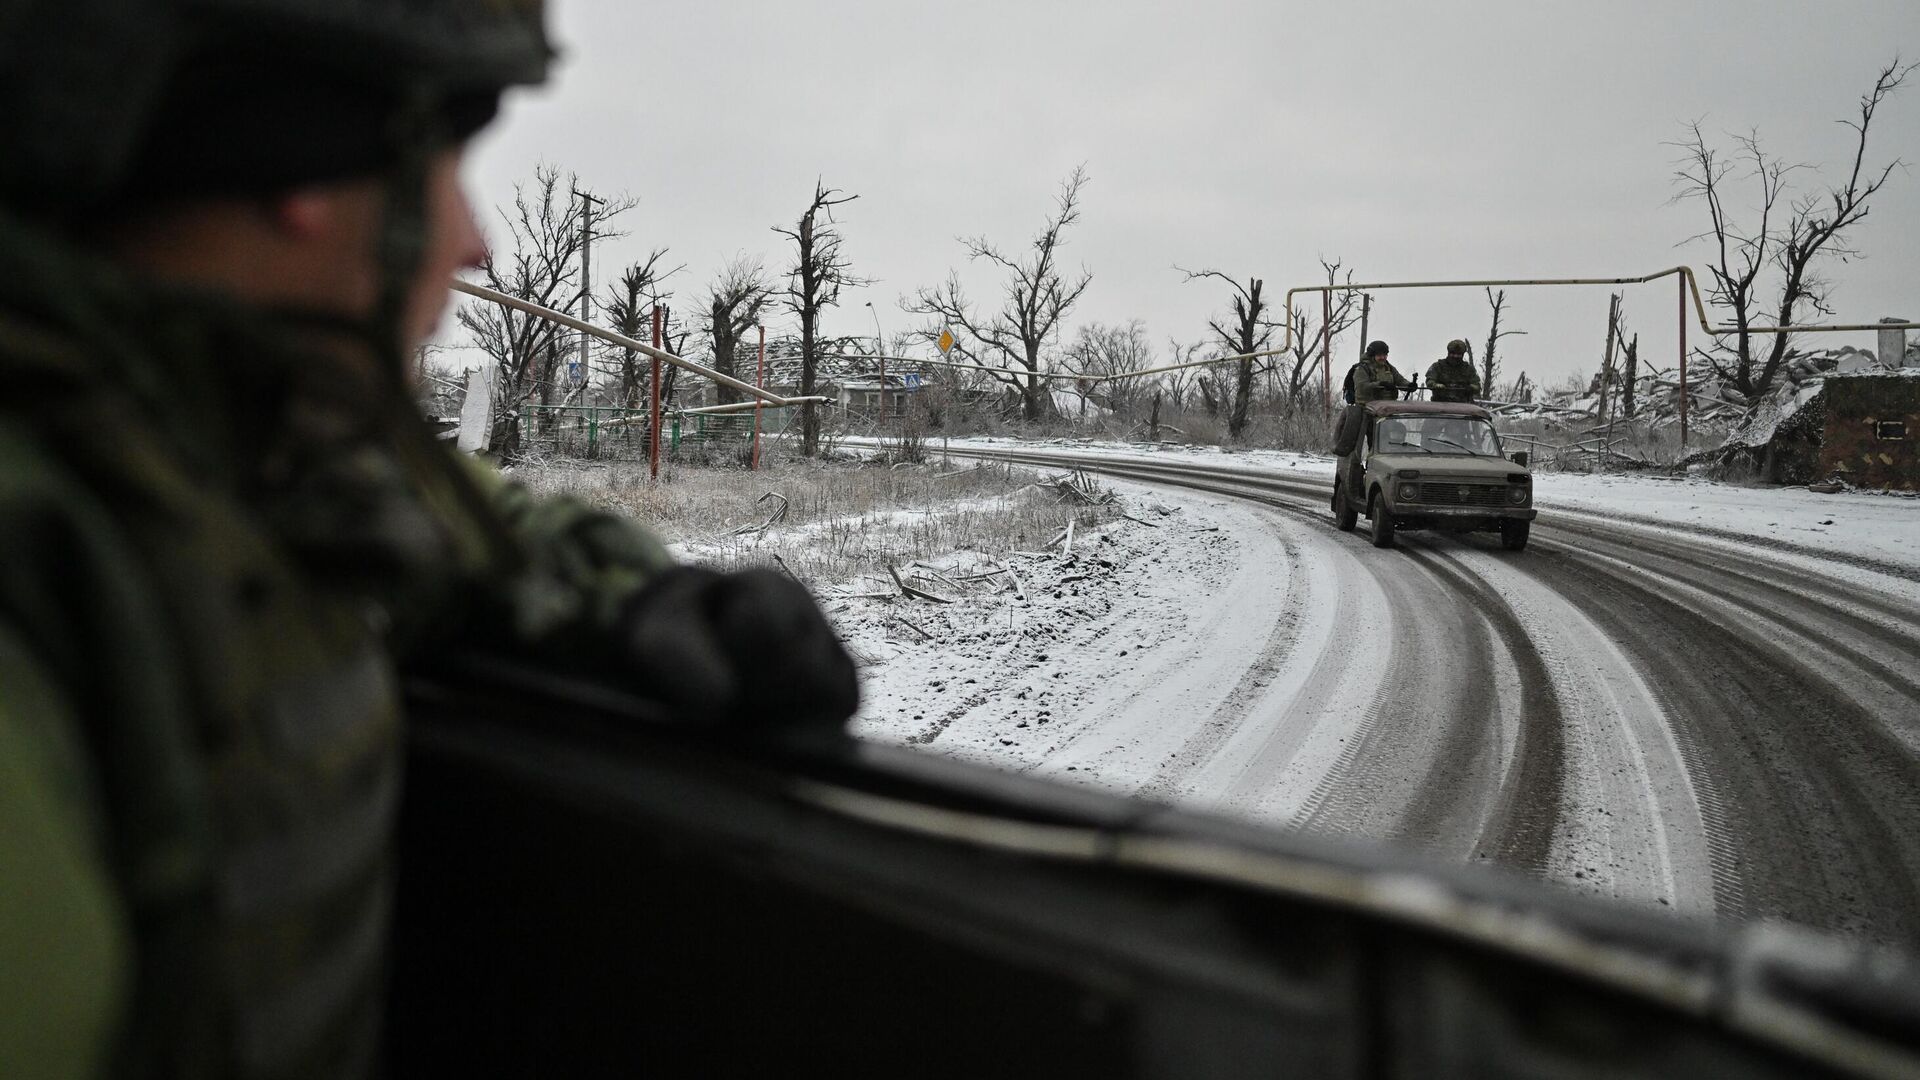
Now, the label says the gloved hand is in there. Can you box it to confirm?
[620,566,860,732]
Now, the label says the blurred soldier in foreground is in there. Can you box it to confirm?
[1427,339,1483,403]
[0,2,857,1076]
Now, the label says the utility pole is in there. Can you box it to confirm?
[865,300,886,422]
[1320,290,1332,420]
[649,304,663,481]
[1357,295,1371,363]
[752,325,767,471]
[572,188,605,393]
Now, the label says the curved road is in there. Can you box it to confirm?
[941,445,1920,947]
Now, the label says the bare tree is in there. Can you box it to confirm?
[1480,287,1525,394]
[907,166,1094,423]
[600,249,683,409]
[703,256,772,406]
[1621,333,1640,418]
[1152,340,1200,411]
[1195,356,1233,422]
[1670,58,1913,398]
[1597,293,1623,422]
[1511,371,1535,404]
[1179,267,1276,439]
[1275,260,1361,410]
[1761,60,1915,388]
[775,180,869,455]
[1671,124,1795,396]
[1064,319,1154,419]
[457,164,634,453]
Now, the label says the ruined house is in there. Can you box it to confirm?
[1729,370,1920,489]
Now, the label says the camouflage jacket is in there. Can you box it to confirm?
[1346,357,1413,404]
[0,211,672,1080]
[1425,356,1482,403]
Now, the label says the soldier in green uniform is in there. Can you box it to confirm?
[1343,340,1414,405]
[1332,341,1411,508]
[1427,339,1484,403]
[0,2,857,1077]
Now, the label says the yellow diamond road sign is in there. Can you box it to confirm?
[938,329,956,355]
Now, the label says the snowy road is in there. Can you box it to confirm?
[890,444,1920,946]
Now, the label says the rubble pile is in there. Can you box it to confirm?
[1487,344,1915,443]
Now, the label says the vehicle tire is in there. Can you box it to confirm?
[1334,484,1358,532]
[1500,519,1530,552]
[1368,495,1396,548]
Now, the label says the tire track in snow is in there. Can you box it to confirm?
[933,441,1920,941]
[1399,545,1563,877]
[1435,543,1720,919]
[1516,535,1920,943]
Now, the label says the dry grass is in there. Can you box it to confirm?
[509,455,1120,585]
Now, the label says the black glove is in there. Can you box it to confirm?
[621,566,860,732]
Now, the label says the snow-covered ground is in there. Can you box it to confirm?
[814,435,1920,935]
[1533,471,1920,572]
[837,482,1318,797]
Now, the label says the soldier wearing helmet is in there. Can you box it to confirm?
[1343,340,1413,404]
[1427,339,1484,403]
[0,3,857,1076]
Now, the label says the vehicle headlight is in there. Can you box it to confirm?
[1399,483,1420,502]
[1507,485,1529,505]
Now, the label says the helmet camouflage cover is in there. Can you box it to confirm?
[1447,338,1468,355]
[0,0,551,212]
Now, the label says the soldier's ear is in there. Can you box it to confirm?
[269,189,336,240]
[268,182,380,246]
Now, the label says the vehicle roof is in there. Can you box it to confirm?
[1364,400,1493,419]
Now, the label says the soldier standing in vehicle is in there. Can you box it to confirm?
[0,2,858,1077]
[1344,340,1414,404]
[1427,339,1483,403]
[1334,341,1409,505]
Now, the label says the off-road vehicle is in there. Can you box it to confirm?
[1331,400,1536,550]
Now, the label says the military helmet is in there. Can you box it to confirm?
[1447,338,1468,355]
[1366,340,1390,357]
[0,0,552,214]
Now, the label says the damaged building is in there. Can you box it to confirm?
[1726,339,1919,490]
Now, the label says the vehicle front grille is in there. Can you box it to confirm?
[1417,482,1509,508]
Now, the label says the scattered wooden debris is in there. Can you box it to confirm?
[1045,470,1116,506]
[1001,562,1028,603]
[891,615,936,641]
[909,562,970,593]
[888,564,955,604]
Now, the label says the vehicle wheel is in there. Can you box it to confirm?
[1500,519,1530,552]
[1334,485,1358,532]
[1368,496,1396,548]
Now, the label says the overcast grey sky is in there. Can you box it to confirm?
[461,0,1920,390]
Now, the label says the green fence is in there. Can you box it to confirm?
[518,404,796,460]
[675,407,798,448]
[518,405,653,460]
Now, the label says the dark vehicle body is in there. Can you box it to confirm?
[1332,401,1536,550]
[388,669,1920,1078]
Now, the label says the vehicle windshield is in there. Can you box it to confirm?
[1375,416,1503,456]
